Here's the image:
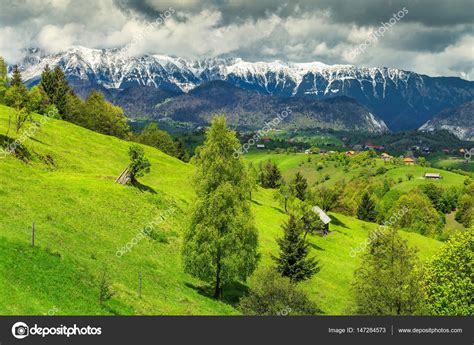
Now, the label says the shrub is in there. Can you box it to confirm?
[239,269,319,315]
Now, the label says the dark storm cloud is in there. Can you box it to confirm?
[114,0,474,26]
[0,0,472,79]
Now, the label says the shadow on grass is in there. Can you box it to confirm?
[308,242,325,251]
[131,180,157,194]
[185,281,249,307]
[271,206,286,214]
[330,215,348,229]
[251,199,263,206]
[0,134,32,161]
[29,137,48,145]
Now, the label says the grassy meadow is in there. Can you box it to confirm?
[0,105,462,315]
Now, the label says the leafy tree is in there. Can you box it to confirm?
[422,230,473,315]
[239,269,319,315]
[182,116,259,298]
[27,85,50,115]
[128,144,151,184]
[174,139,190,162]
[43,104,61,119]
[4,74,30,136]
[291,172,308,201]
[455,194,473,228]
[274,180,294,213]
[357,192,377,222]
[352,228,424,315]
[83,90,130,138]
[0,56,8,102]
[136,123,178,157]
[406,173,414,181]
[314,185,339,212]
[418,157,429,167]
[273,215,319,283]
[390,192,442,236]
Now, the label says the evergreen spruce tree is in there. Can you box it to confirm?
[273,215,319,283]
[260,160,282,188]
[292,172,308,201]
[357,192,377,222]
[182,116,259,298]
[40,64,55,98]
[52,65,71,115]
[10,65,23,87]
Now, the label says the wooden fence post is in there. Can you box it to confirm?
[139,271,142,298]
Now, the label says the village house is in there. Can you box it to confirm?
[346,150,355,156]
[424,173,442,179]
[256,144,265,149]
[380,153,393,162]
[403,157,415,165]
[365,143,385,150]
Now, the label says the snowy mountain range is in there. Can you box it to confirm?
[16,46,474,132]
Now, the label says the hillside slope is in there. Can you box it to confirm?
[0,105,441,315]
[419,101,474,141]
[152,81,388,133]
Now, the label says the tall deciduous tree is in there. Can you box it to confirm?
[273,215,319,283]
[0,56,8,102]
[4,67,30,137]
[182,116,259,298]
[352,228,424,315]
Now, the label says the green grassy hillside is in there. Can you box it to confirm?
[0,105,443,315]
[246,151,467,189]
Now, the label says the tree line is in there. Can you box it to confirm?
[0,57,188,161]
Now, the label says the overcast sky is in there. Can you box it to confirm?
[0,0,472,79]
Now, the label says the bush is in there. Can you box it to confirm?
[422,230,473,315]
[239,269,319,315]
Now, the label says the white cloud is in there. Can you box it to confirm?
[0,0,472,79]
